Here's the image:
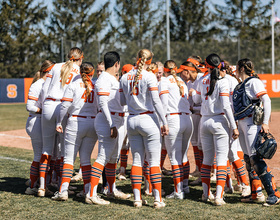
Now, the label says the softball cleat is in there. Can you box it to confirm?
[107,189,131,200]
[85,195,110,205]
[263,196,280,207]
[241,193,266,203]
[233,183,242,192]
[25,187,38,195]
[214,198,226,206]
[241,185,251,197]
[51,191,68,201]
[166,191,184,200]
[133,199,148,208]
[154,200,166,209]
[202,192,215,203]
[70,172,83,183]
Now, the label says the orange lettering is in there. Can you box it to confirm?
[7,84,17,98]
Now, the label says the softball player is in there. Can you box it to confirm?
[159,60,193,199]
[179,58,205,186]
[192,53,239,206]
[120,49,169,209]
[234,58,280,206]
[25,60,55,195]
[38,47,83,197]
[51,62,98,201]
[86,51,130,205]
[220,60,250,197]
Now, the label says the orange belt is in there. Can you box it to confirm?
[99,110,125,117]
[239,114,252,120]
[72,115,95,119]
[46,98,61,102]
[168,112,190,116]
[130,111,154,115]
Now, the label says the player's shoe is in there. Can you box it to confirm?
[85,195,110,205]
[154,200,166,209]
[25,187,38,195]
[241,185,251,197]
[118,167,127,181]
[210,173,216,182]
[233,183,242,192]
[76,190,85,198]
[214,197,226,206]
[37,188,54,197]
[190,169,200,178]
[263,196,280,207]
[134,199,148,208]
[190,176,202,186]
[107,189,131,200]
[183,186,190,194]
[202,192,215,203]
[241,193,266,203]
[144,189,153,196]
[224,186,234,194]
[51,191,68,201]
[70,172,83,183]
[166,191,184,200]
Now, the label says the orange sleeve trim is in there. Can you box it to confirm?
[219,93,229,97]
[159,90,169,96]
[46,74,53,78]
[61,97,73,102]
[256,91,267,98]
[28,96,38,101]
[149,87,158,91]
[97,92,110,96]
[196,90,201,95]
[230,91,233,95]
[119,89,123,92]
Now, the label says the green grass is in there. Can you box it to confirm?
[0,104,28,131]
[1,146,280,220]
[271,98,280,111]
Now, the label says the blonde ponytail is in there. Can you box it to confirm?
[61,47,83,87]
[164,60,183,96]
[131,49,153,95]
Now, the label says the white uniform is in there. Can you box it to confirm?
[58,78,98,194]
[39,62,80,191]
[193,74,237,199]
[120,68,167,203]
[159,75,193,194]
[187,73,204,149]
[26,78,45,162]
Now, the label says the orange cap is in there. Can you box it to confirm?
[122,64,134,73]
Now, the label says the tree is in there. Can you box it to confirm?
[49,0,110,64]
[0,0,48,78]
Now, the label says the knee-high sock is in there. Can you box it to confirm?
[39,154,51,189]
[198,149,203,172]
[160,149,167,169]
[150,166,162,202]
[105,163,117,193]
[81,165,91,194]
[250,170,262,199]
[30,161,40,188]
[182,161,190,186]
[226,161,233,188]
[60,156,64,178]
[201,164,211,197]
[131,166,143,201]
[216,166,227,199]
[89,162,104,197]
[47,160,55,185]
[172,164,183,193]
[193,146,200,171]
[54,159,61,182]
[232,158,249,186]
[143,160,152,193]
[59,163,73,193]
[120,149,129,169]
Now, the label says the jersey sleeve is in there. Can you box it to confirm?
[26,82,41,113]
[219,79,230,97]
[147,73,159,92]
[252,79,267,98]
[61,83,74,102]
[158,78,169,96]
[95,76,111,96]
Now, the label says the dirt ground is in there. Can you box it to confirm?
[1,112,280,185]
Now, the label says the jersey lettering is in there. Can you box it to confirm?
[7,84,17,98]
[127,74,142,81]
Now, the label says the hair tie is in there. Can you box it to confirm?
[186,58,200,66]
[205,59,221,70]
[177,65,196,73]
[136,57,152,66]
[152,68,159,74]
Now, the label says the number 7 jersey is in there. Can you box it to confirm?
[61,78,98,117]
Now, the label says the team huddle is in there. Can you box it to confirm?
[24,47,280,208]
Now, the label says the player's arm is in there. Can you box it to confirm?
[158,80,168,116]
[40,67,54,102]
[260,94,271,133]
[26,83,41,114]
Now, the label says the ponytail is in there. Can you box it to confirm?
[206,68,220,96]
[164,60,183,96]
[80,62,94,98]
[32,60,55,84]
[237,58,259,79]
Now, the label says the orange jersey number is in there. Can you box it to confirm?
[130,82,139,95]
[81,90,94,103]
[7,84,17,98]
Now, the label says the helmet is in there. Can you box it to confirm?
[255,131,277,159]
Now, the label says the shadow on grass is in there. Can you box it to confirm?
[0,177,29,194]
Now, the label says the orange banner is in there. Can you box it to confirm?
[24,78,33,103]
[258,74,280,98]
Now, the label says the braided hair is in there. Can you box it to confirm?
[80,62,94,98]
[237,58,259,79]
